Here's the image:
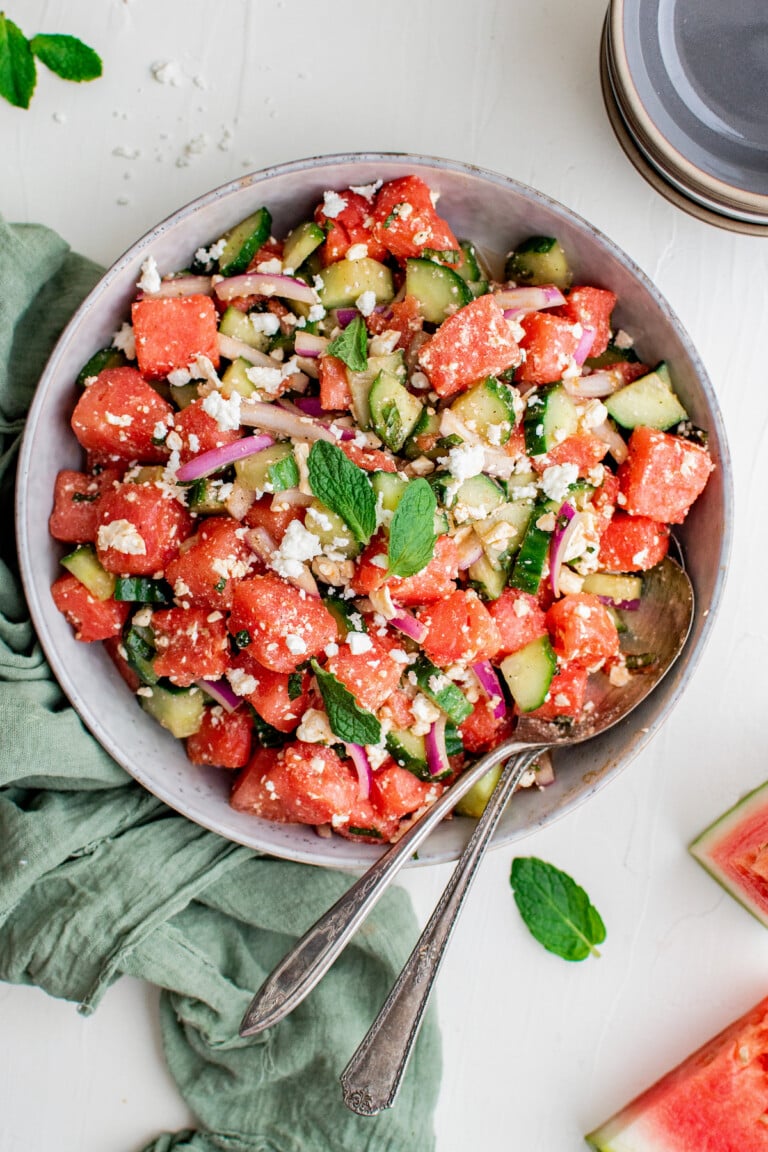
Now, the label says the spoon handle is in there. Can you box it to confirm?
[340,747,541,1116]
[239,739,533,1038]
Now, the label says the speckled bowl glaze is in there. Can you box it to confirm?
[16,153,732,870]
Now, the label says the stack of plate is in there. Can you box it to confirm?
[601,0,768,234]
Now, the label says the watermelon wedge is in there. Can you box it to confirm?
[585,995,768,1150]
[689,780,768,928]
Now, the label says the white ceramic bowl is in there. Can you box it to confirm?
[16,153,732,870]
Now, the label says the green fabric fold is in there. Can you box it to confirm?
[0,218,440,1151]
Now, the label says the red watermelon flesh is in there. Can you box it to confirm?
[586,995,768,1151]
[690,780,768,929]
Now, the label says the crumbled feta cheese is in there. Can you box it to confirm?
[411,693,442,735]
[285,634,307,655]
[194,238,227,269]
[346,632,373,655]
[355,290,377,317]
[609,661,631,687]
[226,668,258,696]
[201,389,241,431]
[346,243,368,261]
[245,364,283,395]
[613,329,634,350]
[541,462,579,501]
[112,322,136,359]
[296,708,334,744]
[153,421,168,442]
[580,399,609,430]
[349,180,382,201]
[133,606,153,628]
[97,519,146,555]
[105,411,133,427]
[256,257,283,275]
[443,442,485,484]
[249,312,281,336]
[137,256,162,295]
[271,520,323,579]
[322,190,347,218]
[168,367,192,388]
[369,554,389,569]
[307,303,326,322]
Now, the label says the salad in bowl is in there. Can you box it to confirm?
[46,171,715,848]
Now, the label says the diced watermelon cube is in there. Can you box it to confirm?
[132,294,220,380]
[618,426,714,524]
[418,295,521,397]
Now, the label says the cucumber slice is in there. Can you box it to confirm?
[220,358,258,398]
[218,306,270,351]
[499,635,557,712]
[455,240,487,292]
[186,478,231,515]
[411,656,473,725]
[467,553,509,601]
[402,409,447,461]
[60,544,116,601]
[509,500,557,594]
[140,683,205,738]
[582,572,643,603]
[124,626,159,685]
[234,442,297,493]
[317,258,394,310]
[452,474,507,517]
[604,362,688,431]
[386,729,430,779]
[404,257,472,323]
[282,220,325,272]
[372,470,408,512]
[114,576,173,604]
[218,206,272,277]
[322,595,367,637]
[305,500,360,559]
[347,351,406,430]
[170,382,200,410]
[524,384,579,456]
[449,377,519,445]
[368,370,424,452]
[455,764,503,818]
[76,346,128,388]
[473,500,534,563]
[504,235,572,290]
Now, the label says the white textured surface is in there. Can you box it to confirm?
[3,1,768,1150]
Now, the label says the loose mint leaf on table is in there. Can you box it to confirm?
[387,477,437,579]
[327,314,368,372]
[311,661,381,746]
[307,439,376,545]
[0,14,36,108]
[510,856,606,961]
[30,33,102,81]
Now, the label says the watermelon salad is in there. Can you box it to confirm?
[48,175,714,844]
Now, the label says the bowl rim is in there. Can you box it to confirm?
[15,150,734,870]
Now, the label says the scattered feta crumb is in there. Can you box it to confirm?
[541,462,579,501]
[285,634,308,655]
[308,303,326,322]
[245,365,283,395]
[346,243,368,261]
[97,519,146,555]
[322,190,347,218]
[349,180,382,201]
[613,329,634,350]
[226,668,258,696]
[296,708,334,744]
[151,60,185,86]
[271,520,323,579]
[249,312,281,336]
[346,632,373,655]
[137,256,162,295]
[442,442,485,484]
[355,290,377,317]
[112,322,136,359]
[201,389,241,431]
[168,367,192,387]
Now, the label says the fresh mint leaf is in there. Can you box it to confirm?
[411,655,472,725]
[30,33,102,82]
[307,440,376,545]
[387,477,437,579]
[268,452,299,492]
[510,857,606,961]
[287,672,303,701]
[0,15,35,108]
[311,661,381,746]
[326,314,368,372]
[251,708,289,749]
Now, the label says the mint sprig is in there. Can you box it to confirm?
[510,857,606,961]
[311,661,381,746]
[307,440,376,545]
[326,314,368,372]
[0,14,101,109]
[387,477,437,579]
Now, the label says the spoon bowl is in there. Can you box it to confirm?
[240,556,694,1050]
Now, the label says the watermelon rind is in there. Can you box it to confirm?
[689,778,768,930]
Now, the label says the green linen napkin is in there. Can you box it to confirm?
[0,219,441,1152]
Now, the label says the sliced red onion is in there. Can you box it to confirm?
[275,399,357,440]
[549,501,579,598]
[598,595,641,610]
[270,489,313,508]
[218,333,279,368]
[239,400,342,444]
[334,308,358,328]
[592,419,629,463]
[456,531,485,571]
[390,611,428,644]
[573,325,597,366]
[144,275,213,298]
[176,433,274,482]
[471,660,507,719]
[244,526,320,598]
[345,743,373,801]
[495,285,566,313]
[215,272,318,305]
[294,331,329,358]
[197,678,243,712]
[292,395,326,417]
[426,715,451,777]
[562,368,624,399]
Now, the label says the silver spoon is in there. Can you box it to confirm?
[240,557,694,1069]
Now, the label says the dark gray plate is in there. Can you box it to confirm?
[620,0,768,201]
